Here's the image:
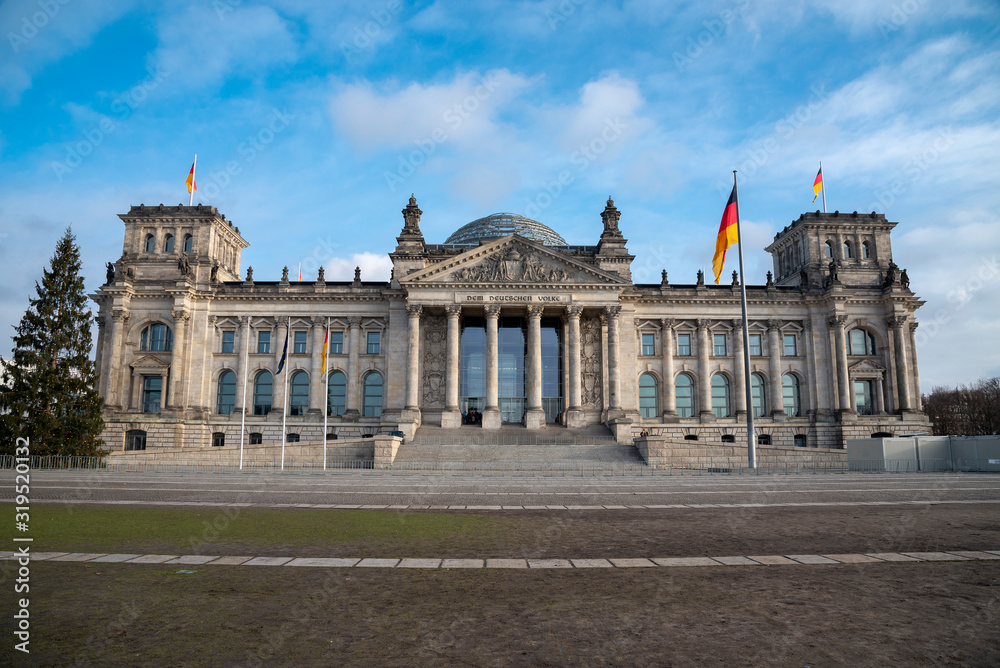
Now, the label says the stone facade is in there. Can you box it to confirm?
[91,198,931,453]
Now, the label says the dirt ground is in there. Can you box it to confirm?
[6,503,1000,667]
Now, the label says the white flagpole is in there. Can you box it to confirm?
[323,317,330,471]
[239,322,249,471]
[189,154,197,206]
[820,161,827,214]
[733,170,756,469]
[281,322,289,471]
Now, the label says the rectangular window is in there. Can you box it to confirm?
[141,376,162,413]
[677,333,691,356]
[329,331,343,354]
[293,331,307,354]
[641,333,655,356]
[221,330,235,354]
[366,332,380,354]
[713,333,727,356]
[257,331,271,354]
[212,433,225,448]
[748,334,762,356]
[783,333,797,356]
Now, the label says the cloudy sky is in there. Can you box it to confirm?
[1,0,998,391]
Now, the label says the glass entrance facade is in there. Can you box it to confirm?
[459,314,563,425]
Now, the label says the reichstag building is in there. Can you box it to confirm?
[92,196,931,451]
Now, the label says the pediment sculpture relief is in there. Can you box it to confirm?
[452,246,576,283]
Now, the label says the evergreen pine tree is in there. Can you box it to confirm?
[1,227,104,456]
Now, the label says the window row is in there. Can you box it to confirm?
[824,239,873,260]
[639,332,798,357]
[215,369,383,418]
[218,330,379,355]
[638,372,802,419]
[144,232,193,254]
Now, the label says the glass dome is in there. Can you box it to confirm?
[444,213,567,246]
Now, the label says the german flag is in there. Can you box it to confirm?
[185,159,197,194]
[811,166,823,203]
[712,184,739,284]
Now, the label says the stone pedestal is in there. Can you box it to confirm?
[525,408,546,430]
[373,434,402,469]
[482,408,501,430]
[608,417,634,445]
[440,410,462,429]
[565,408,587,429]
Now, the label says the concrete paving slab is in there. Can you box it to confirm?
[464,506,502,510]
[947,551,1000,560]
[570,559,614,568]
[205,556,254,565]
[243,556,294,566]
[602,505,629,510]
[902,552,971,561]
[165,555,220,565]
[359,505,388,509]
[651,557,718,567]
[486,559,528,569]
[356,558,400,568]
[441,559,484,568]
[544,506,567,510]
[387,505,410,509]
[786,554,839,565]
[867,553,923,562]
[285,558,360,568]
[986,550,1000,557]
[821,554,885,564]
[501,506,525,510]
[49,553,108,562]
[397,558,442,569]
[88,554,143,563]
[712,556,760,566]
[528,559,573,568]
[521,506,548,510]
[748,555,798,566]
[565,505,592,510]
[127,554,179,564]
[332,505,361,509]
[0,551,15,559]
[609,558,657,567]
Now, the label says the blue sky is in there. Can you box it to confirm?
[1,0,998,392]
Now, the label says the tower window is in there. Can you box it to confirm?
[163,234,175,253]
[824,241,833,258]
[183,234,193,253]
[843,241,853,259]
[862,241,872,259]
[144,234,156,253]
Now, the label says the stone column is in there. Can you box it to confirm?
[697,319,713,420]
[107,311,128,408]
[876,375,886,414]
[482,305,501,429]
[235,316,251,414]
[908,321,922,411]
[565,306,584,428]
[660,319,676,418]
[442,305,462,428]
[272,317,287,414]
[130,370,141,411]
[405,305,422,411]
[167,309,188,411]
[767,320,785,418]
[891,315,911,412]
[830,316,852,415]
[344,316,362,420]
[802,320,818,416]
[525,305,546,429]
[732,319,747,418]
[309,317,326,414]
[605,306,622,414]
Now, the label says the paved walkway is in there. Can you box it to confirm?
[8,550,999,569]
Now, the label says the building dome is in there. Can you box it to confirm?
[444,212,567,246]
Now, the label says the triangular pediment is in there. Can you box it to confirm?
[848,358,885,373]
[132,354,170,370]
[401,235,626,286]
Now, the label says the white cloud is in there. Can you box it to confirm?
[324,252,392,282]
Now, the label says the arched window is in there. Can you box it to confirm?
[183,234,193,253]
[163,234,175,252]
[140,324,173,352]
[216,370,236,415]
[824,241,833,258]
[638,373,658,418]
[144,234,156,253]
[782,374,801,417]
[711,374,731,418]
[862,240,872,259]
[253,371,273,416]
[750,373,766,417]
[848,328,877,355]
[675,373,694,418]
[843,240,853,259]
[289,370,309,416]
[327,371,346,417]
[362,371,383,417]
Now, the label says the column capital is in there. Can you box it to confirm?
[311,316,326,327]
[348,316,362,327]
[660,318,675,330]
[828,315,847,328]
[888,314,908,327]
[908,321,918,332]
[445,305,462,317]
[526,305,544,319]
[276,315,289,327]
[172,309,189,323]
[111,309,129,323]
[406,304,422,317]
[696,318,709,330]
[604,305,621,318]
[767,319,782,331]
[731,318,742,329]
[239,315,252,326]
[484,304,501,318]
[566,305,583,318]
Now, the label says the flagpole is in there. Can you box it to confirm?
[189,154,197,206]
[733,170,756,469]
[281,322,289,471]
[323,317,329,471]
[239,320,249,471]
[820,161,827,213]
